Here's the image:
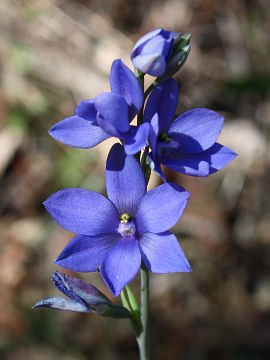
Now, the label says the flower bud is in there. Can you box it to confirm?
[131,28,179,77]
[33,272,131,319]
[155,33,191,83]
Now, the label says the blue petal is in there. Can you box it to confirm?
[132,53,166,77]
[168,108,224,153]
[110,59,143,120]
[44,188,119,236]
[33,296,90,312]
[55,234,119,272]
[199,142,237,174]
[49,116,110,148]
[95,93,130,137]
[160,150,210,177]
[144,78,178,133]
[138,34,170,57]
[135,183,190,234]
[106,143,146,216]
[101,237,141,297]
[160,142,236,176]
[149,113,159,158]
[74,99,97,121]
[139,232,191,273]
[131,28,162,55]
[123,123,150,155]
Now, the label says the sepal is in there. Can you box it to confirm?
[158,33,191,81]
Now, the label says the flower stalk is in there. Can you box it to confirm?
[135,66,151,360]
[138,264,150,360]
[135,68,145,126]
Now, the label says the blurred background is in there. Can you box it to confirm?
[0,0,270,359]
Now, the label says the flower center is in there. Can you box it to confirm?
[120,212,131,224]
[159,132,171,143]
[118,213,136,237]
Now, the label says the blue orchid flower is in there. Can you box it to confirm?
[144,78,237,181]
[44,144,191,297]
[49,59,149,155]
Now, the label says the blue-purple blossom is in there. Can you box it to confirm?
[44,144,191,297]
[131,28,178,77]
[144,78,237,180]
[33,271,130,318]
[49,60,149,155]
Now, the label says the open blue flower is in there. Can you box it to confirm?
[131,28,178,77]
[49,60,149,155]
[144,78,237,180]
[44,143,191,297]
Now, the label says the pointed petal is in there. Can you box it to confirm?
[101,237,141,297]
[110,59,143,120]
[95,93,130,137]
[135,183,190,234]
[160,142,236,176]
[44,188,119,236]
[200,142,237,173]
[74,99,97,121]
[52,272,111,305]
[55,234,119,272]
[49,116,110,148]
[33,296,90,312]
[139,232,191,273]
[106,143,146,216]
[168,108,224,153]
[123,123,150,155]
[144,78,178,132]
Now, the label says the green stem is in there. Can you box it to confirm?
[138,264,150,360]
[135,69,145,125]
[144,79,159,100]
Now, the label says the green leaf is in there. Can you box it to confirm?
[121,286,140,323]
